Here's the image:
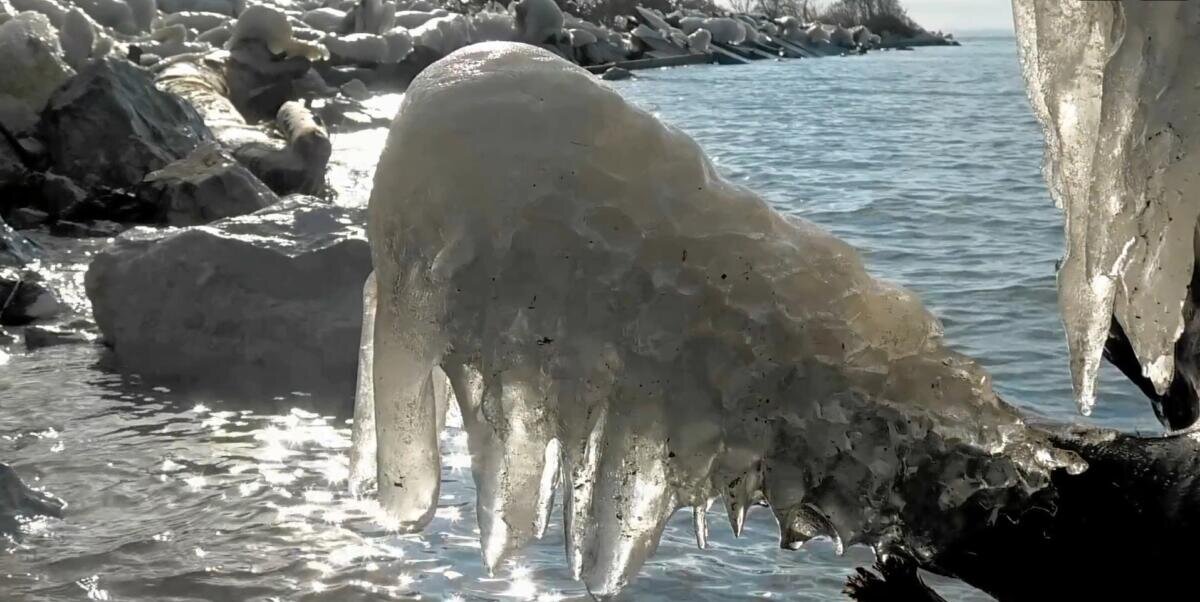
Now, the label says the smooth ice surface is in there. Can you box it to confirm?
[1014,0,1200,415]
[356,42,1082,597]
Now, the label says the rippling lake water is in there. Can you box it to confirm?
[1,36,1159,601]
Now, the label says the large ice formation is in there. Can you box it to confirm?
[354,42,1083,596]
[1014,1,1200,420]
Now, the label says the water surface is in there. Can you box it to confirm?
[0,36,1154,601]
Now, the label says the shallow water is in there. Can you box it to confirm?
[1,36,1157,601]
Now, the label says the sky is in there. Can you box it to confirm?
[901,0,1015,33]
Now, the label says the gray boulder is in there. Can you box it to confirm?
[1,217,36,266]
[136,143,278,226]
[85,197,370,399]
[0,463,64,536]
[40,58,214,190]
[1,265,64,326]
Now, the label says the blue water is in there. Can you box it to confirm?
[0,36,1157,602]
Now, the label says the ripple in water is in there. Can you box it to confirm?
[0,36,1159,601]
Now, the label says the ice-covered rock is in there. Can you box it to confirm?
[469,10,514,43]
[513,0,561,44]
[301,6,347,32]
[39,58,213,190]
[74,0,136,34]
[354,42,1083,596]
[324,32,390,64]
[158,0,240,17]
[392,9,436,29]
[60,8,97,71]
[700,17,746,45]
[228,4,329,60]
[233,100,329,195]
[381,25,413,62]
[1014,0,1200,423]
[136,142,278,226]
[409,14,470,57]
[10,0,68,26]
[86,197,370,398]
[160,10,231,32]
[0,12,75,134]
[686,27,710,53]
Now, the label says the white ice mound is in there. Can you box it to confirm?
[0,12,74,133]
[355,42,1082,596]
[1014,1,1200,415]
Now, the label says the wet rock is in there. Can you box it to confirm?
[600,66,632,81]
[0,268,64,326]
[1,217,37,266]
[233,102,329,196]
[0,463,65,535]
[136,143,278,226]
[32,171,87,218]
[7,207,48,229]
[0,129,26,187]
[49,219,124,237]
[86,197,371,399]
[40,58,214,190]
[23,324,88,349]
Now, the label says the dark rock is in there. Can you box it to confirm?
[0,463,65,535]
[23,325,89,350]
[0,128,28,187]
[601,66,633,81]
[226,41,314,121]
[7,207,49,229]
[0,268,64,326]
[86,197,370,400]
[1,218,38,267]
[136,143,278,226]
[33,172,88,218]
[49,220,126,238]
[40,58,214,190]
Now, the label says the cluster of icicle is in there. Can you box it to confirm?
[1014,0,1200,416]
[349,42,1085,596]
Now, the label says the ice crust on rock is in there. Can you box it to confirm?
[352,42,1083,596]
[1014,1,1200,416]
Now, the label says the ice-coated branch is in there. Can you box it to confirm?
[353,41,1087,597]
[1014,0,1200,422]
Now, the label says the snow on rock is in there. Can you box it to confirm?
[409,14,470,57]
[86,197,370,398]
[158,0,240,17]
[301,7,347,32]
[1014,0,1200,419]
[700,17,745,44]
[39,58,213,190]
[324,32,390,64]
[228,4,329,60]
[381,26,413,62]
[686,27,710,53]
[513,0,561,44]
[0,12,74,134]
[469,9,514,43]
[354,42,1084,596]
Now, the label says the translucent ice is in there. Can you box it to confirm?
[356,42,1082,596]
[1014,1,1200,415]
